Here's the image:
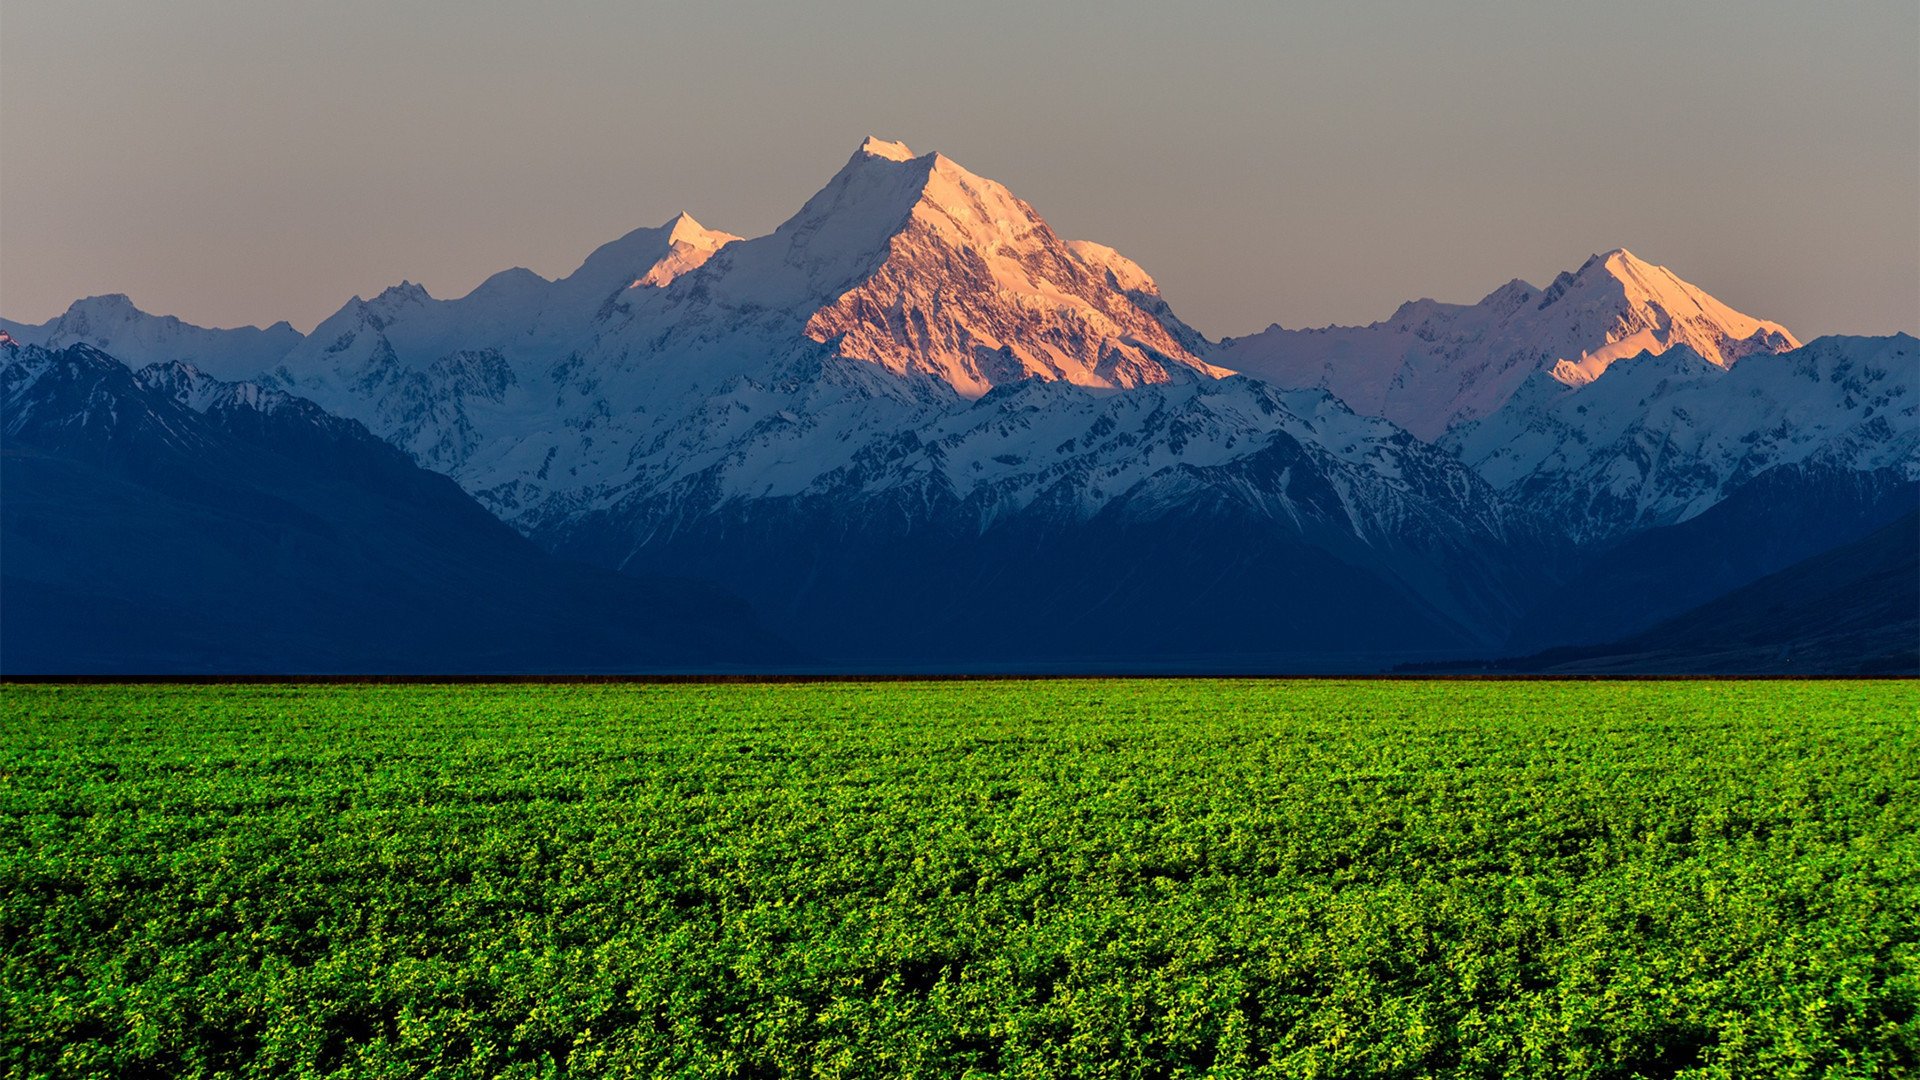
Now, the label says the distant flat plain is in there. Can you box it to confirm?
[3,680,1914,1077]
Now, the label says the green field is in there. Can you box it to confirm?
[2,681,1916,1078]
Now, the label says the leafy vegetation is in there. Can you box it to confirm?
[2,680,1915,1078]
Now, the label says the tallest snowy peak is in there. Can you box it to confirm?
[795,139,1222,393]
[633,135,1220,396]
[857,136,916,162]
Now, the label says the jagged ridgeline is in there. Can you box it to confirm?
[4,138,1915,671]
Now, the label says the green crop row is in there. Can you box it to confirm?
[1,680,1915,1078]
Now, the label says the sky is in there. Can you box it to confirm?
[3,1,1916,340]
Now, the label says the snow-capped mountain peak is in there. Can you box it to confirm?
[763,138,1227,394]
[548,212,743,302]
[637,212,744,288]
[1535,248,1799,386]
[664,210,729,247]
[0,294,306,382]
[1214,248,1798,439]
[858,135,918,162]
[57,292,142,325]
[370,281,433,307]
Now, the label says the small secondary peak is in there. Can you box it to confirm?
[69,293,141,316]
[663,211,740,251]
[375,281,430,303]
[858,136,916,162]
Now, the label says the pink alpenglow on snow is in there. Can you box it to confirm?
[795,138,1228,396]
[633,213,743,289]
[1213,248,1799,440]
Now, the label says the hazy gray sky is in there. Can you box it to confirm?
[4,1,1915,339]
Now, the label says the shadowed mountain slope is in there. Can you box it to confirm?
[1,343,792,674]
[1467,511,1918,675]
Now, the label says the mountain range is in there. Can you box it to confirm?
[4,137,1914,673]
